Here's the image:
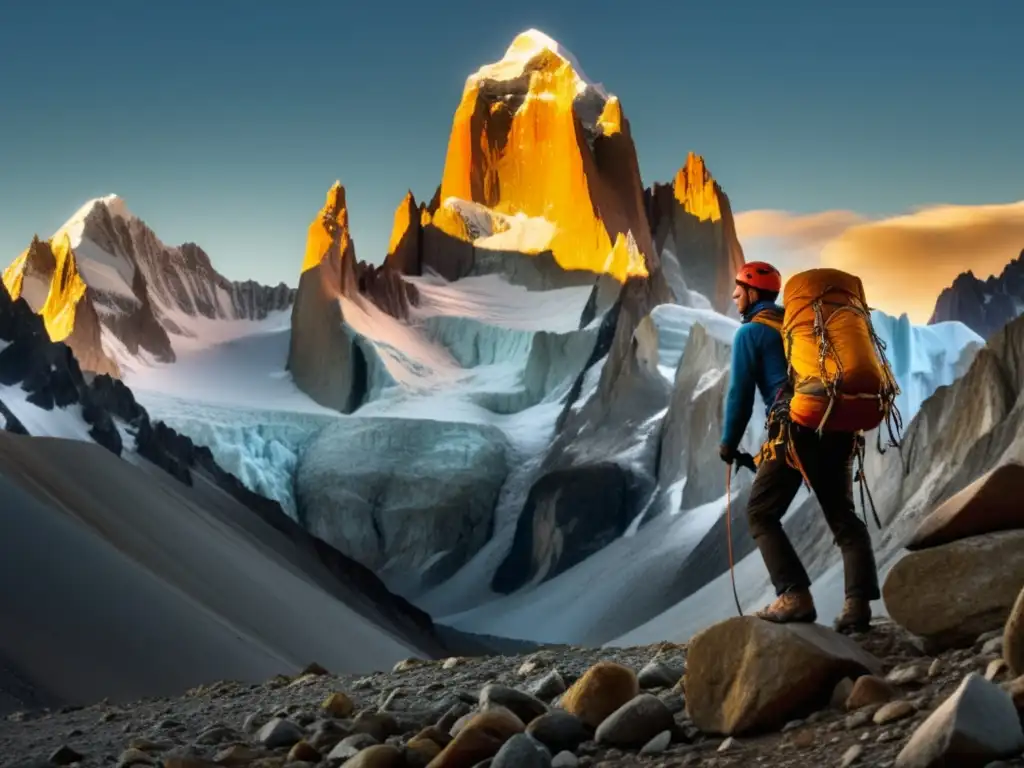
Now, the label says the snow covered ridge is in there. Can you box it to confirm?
[4,194,297,376]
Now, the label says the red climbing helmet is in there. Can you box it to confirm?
[735,261,782,293]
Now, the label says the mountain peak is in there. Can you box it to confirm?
[324,181,347,216]
[436,31,651,282]
[303,182,354,274]
[673,153,723,223]
[58,194,134,235]
[386,191,421,274]
[469,29,607,100]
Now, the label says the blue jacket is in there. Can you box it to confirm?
[721,300,790,451]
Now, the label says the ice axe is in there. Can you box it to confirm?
[725,450,758,617]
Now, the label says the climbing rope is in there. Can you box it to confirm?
[725,461,743,617]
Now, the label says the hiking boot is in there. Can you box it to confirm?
[754,588,817,624]
[833,597,872,634]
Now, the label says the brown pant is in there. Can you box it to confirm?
[745,421,880,600]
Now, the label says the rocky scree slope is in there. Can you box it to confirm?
[2,616,1021,768]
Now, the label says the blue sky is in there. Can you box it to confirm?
[1,0,1021,294]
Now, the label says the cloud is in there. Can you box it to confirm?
[735,202,1024,323]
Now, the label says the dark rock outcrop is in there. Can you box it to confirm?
[929,249,1024,339]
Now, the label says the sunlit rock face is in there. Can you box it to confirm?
[645,152,747,314]
[434,29,654,284]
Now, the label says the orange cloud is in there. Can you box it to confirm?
[735,202,1024,322]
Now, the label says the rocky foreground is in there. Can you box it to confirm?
[2,613,1022,768]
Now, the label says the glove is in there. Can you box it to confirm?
[719,443,736,465]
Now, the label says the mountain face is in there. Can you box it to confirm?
[929,249,1024,339]
[435,28,653,284]
[645,153,747,315]
[3,195,296,375]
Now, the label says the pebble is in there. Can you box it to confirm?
[839,744,863,767]
[885,664,928,685]
[873,700,915,725]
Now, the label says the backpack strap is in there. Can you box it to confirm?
[749,308,784,332]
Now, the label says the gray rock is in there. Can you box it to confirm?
[480,684,548,725]
[195,725,238,745]
[48,746,84,766]
[491,733,552,768]
[845,710,874,730]
[887,665,929,686]
[657,691,684,714]
[637,661,682,690]
[526,710,592,754]
[530,670,567,701]
[256,717,304,748]
[895,673,1024,767]
[242,710,265,734]
[326,732,380,763]
[639,730,671,755]
[437,701,473,733]
[595,694,674,748]
[981,637,1004,656]
[551,751,579,768]
[298,418,510,593]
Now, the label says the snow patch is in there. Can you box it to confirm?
[0,385,94,441]
[470,28,609,100]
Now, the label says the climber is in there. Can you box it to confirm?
[719,262,879,634]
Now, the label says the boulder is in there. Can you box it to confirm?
[1004,584,1024,676]
[490,733,550,768]
[298,417,509,593]
[906,463,1024,550]
[883,530,1024,649]
[683,617,882,735]
[559,661,639,728]
[594,694,674,748]
[427,707,524,768]
[637,661,683,690]
[895,673,1024,767]
[525,711,591,754]
[256,718,303,748]
[479,685,548,725]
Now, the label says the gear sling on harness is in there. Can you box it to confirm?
[723,269,904,615]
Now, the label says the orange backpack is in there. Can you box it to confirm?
[780,268,902,438]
